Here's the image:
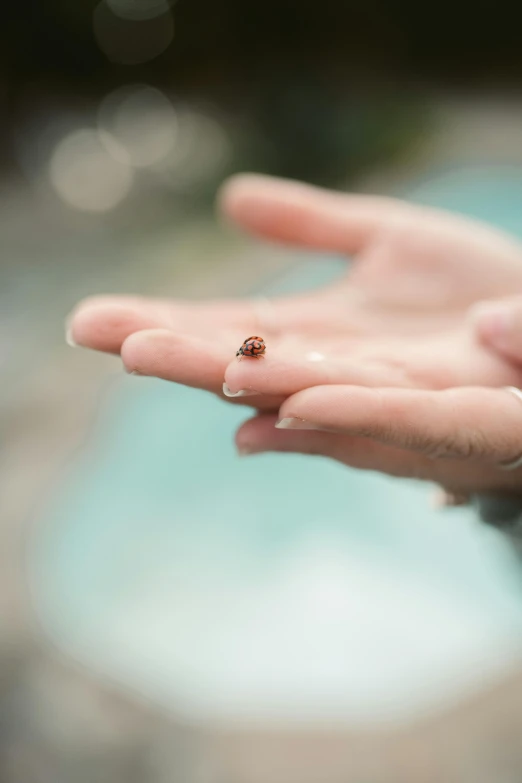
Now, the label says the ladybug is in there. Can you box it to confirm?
[236,336,266,360]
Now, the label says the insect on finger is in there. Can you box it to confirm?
[236,336,266,361]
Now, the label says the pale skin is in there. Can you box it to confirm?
[68,174,522,496]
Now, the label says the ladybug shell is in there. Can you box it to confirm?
[239,337,265,357]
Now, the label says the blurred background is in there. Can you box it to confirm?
[6,2,522,781]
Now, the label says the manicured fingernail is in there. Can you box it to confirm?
[275,417,320,430]
[223,383,260,398]
[472,303,512,342]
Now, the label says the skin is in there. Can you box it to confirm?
[474,295,522,366]
[68,174,522,495]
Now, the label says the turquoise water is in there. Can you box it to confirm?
[31,165,522,726]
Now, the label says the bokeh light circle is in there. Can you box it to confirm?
[106,0,174,21]
[49,129,134,213]
[93,1,174,65]
[155,108,232,191]
[98,85,178,168]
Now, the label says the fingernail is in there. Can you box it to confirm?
[275,417,320,430]
[223,383,260,398]
[472,303,512,342]
[237,445,259,456]
[65,314,77,347]
[430,488,470,509]
[123,364,142,375]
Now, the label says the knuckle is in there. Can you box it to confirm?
[421,428,489,461]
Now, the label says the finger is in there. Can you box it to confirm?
[224,331,522,399]
[120,326,393,408]
[68,296,170,353]
[471,296,522,366]
[67,295,255,354]
[275,385,522,467]
[218,174,407,254]
[121,329,282,408]
[224,348,412,399]
[235,413,428,477]
[235,411,520,493]
[121,329,233,393]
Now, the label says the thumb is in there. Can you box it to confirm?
[471,296,522,364]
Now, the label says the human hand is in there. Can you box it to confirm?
[234,385,522,496]
[69,174,522,413]
[473,296,522,371]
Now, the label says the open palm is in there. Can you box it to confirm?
[70,174,522,408]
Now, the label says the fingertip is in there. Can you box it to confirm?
[67,296,150,353]
[223,355,268,395]
[120,328,172,375]
[218,172,286,209]
[277,384,384,429]
[235,413,277,451]
[276,383,328,418]
[217,173,323,241]
[470,300,522,367]
[235,412,315,456]
[217,173,262,219]
[470,301,511,343]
